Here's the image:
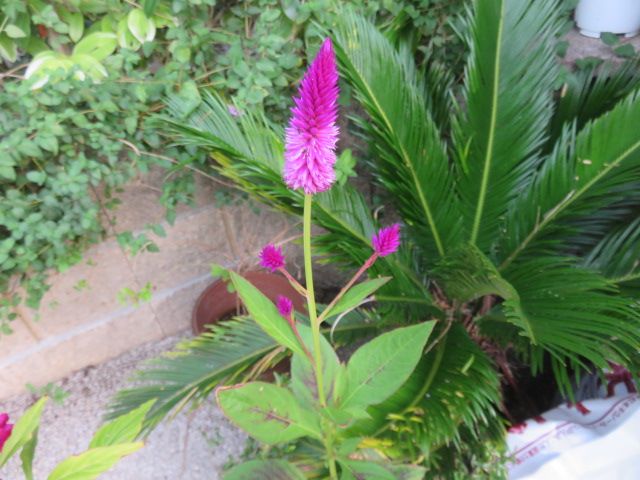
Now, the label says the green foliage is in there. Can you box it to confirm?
[217,382,323,444]
[0,72,150,329]
[224,460,306,480]
[0,398,150,480]
[340,322,434,410]
[217,272,434,477]
[149,1,640,475]
[0,397,47,469]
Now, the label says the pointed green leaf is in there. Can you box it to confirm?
[19,427,38,480]
[47,443,143,480]
[0,397,47,467]
[339,460,395,480]
[229,271,305,356]
[224,460,306,480]
[4,24,26,38]
[216,382,321,444]
[58,10,84,42]
[72,32,117,61]
[117,17,140,50]
[127,9,156,44]
[342,322,434,410]
[90,400,154,448]
[0,34,17,62]
[321,277,390,321]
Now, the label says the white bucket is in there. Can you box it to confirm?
[575,0,640,38]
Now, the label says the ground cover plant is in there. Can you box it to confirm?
[109,0,640,476]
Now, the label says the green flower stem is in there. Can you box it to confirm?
[303,194,326,406]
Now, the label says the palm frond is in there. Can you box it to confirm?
[583,216,640,283]
[160,91,434,312]
[455,0,562,249]
[547,59,640,150]
[499,89,640,268]
[106,317,278,432]
[349,324,502,452]
[502,258,640,394]
[332,12,461,260]
[108,313,382,433]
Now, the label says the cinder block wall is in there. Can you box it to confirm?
[0,170,291,399]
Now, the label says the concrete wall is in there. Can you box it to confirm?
[0,169,291,399]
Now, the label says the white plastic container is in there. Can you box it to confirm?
[575,0,640,38]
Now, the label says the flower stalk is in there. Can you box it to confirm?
[303,194,326,406]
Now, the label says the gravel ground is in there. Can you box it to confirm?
[0,332,246,480]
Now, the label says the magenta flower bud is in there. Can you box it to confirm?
[372,224,401,257]
[0,413,13,453]
[259,244,285,272]
[283,38,340,195]
[276,295,294,318]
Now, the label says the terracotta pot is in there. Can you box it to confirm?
[191,270,307,334]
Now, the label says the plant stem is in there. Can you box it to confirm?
[303,194,326,405]
[326,434,339,479]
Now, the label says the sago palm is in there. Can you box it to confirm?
[110,0,640,473]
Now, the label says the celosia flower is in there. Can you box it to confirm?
[283,38,340,194]
[372,224,401,257]
[259,244,285,272]
[276,295,294,318]
[0,413,13,453]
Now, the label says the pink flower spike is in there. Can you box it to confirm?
[283,38,340,194]
[277,295,294,318]
[0,413,13,453]
[259,244,285,272]
[372,224,401,257]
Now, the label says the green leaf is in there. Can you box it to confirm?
[72,32,117,61]
[350,324,502,453]
[321,277,390,320]
[0,163,15,180]
[0,34,17,62]
[224,460,306,480]
[25,170,46,185]
[341,322,434,410]
[601,32,619,46]
[142,0,160,17]
[127,9,156,44]
[455,0,562,248]
[290,324,341,406]
[216,382,321,444]
[71,53,108,81]
[117,18,140,50]
[229,271,305,356]
[58,9,84,42]
[4,24,27,38]
[339,460,395,480]
[90,400,154,448]
[614,44,636,59]
[0,397,47,467]
[47,443,143,480]
[19,428,38,480]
